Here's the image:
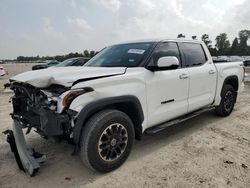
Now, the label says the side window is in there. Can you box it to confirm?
[181,43,207,67]
[149,42,181,66]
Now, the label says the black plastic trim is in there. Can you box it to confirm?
[140,42,160,67]
[161,99,175,104]
[221,75,239,101]
[3,130,25,171]
[222,75,239,92]
[145,106,215,134]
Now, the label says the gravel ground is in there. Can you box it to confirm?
[0,63,249,188]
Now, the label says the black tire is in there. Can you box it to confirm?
[80,109,135,172]
[215,84,236,117]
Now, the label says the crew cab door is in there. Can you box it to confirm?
[180,42,217,112]
[146,42,189,127]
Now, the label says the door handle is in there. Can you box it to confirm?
[179,74,189,79]
[209,70,216,74]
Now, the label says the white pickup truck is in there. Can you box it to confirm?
[4,39,245,176]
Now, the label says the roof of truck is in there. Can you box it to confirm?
[114,38,203,45]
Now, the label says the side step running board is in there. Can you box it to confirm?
[145,107,215,134]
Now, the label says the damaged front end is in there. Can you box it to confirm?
[9,82,72,137]
[4,82,77,176]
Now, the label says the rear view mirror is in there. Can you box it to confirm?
[157,56,179,69]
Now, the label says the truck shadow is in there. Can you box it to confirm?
[131,111,217,160]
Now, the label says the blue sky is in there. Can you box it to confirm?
[0,0,249,59]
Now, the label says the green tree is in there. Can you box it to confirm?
[230,37,239,55]
[177,34,185,38]
[215,33,231,55]
[90,50,96,57]
[192,36,197,40]
[209,48,218,56]
[201,34,212,48]
[84,50,90,57]
[17,56,25,61]
[68,52,75,58]
[238,29,250,55]
[55,55,65,62]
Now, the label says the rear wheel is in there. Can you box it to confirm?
[215,84,236,117]
[80,109,135,172]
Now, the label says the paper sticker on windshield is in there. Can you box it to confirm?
[128,49,145,54]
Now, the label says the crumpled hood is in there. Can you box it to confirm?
[11,66,126,88]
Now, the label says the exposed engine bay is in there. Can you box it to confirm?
[9,82,74,139]
[3,82,80,176]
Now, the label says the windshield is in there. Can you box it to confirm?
[84,42,154,67]
[56,58,76,67]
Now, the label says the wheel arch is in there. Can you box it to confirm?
[223,75,239,92]
[73,95,144,146]
[222,75,239,101]
[214,75,239,106]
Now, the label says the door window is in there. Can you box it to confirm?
[148,42,182,67]
[181,43,207,67]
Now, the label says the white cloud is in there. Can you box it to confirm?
[93,0,121,12]
[202,2,225,20]
[111,0,213,42]
[1,0,250,59]
[218,0,250,40]
[42,17,64,39]
[66,16,92,32]
[110,0,250,45]
[127,0,155,14]
[230,0,245,5]
[170,0,183,17]
[70,0,76,8]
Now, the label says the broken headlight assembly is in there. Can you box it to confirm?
[59,87,94,110]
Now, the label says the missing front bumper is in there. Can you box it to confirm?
[3,120,46,176]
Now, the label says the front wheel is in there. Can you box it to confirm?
[80,109,135,172]
[215,84,236,117]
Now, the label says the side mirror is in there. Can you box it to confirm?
[157,56,179,69]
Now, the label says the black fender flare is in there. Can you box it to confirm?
[72,95,144,145]
[222,75,239,91]
[221,75,239,101]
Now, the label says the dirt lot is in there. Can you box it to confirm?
[0,64,250,188]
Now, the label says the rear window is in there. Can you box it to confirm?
[181,43,207,67]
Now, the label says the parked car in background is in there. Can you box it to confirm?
[228,56,243,62]
[213,56,229,63]
[55,57,90,67]
[244,59,250,66]
[213,56,245,63]
[32,60,60,70]
[0,65,8,76]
